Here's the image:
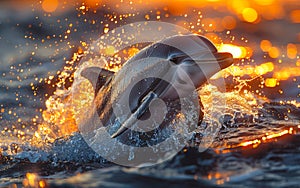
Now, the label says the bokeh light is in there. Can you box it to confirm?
[260,40,272,52]
[290,10,300,23]
[254,0,275,6]
[242,8,258,23]
[42,0,58,13]
[221,16,237,30]
[268,46,280,58]
[218,44,247,58]
[85,0,102,7]
[265,78,277,87]
[287,43,298,59]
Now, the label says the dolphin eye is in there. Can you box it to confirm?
[169,57,178,64]
[168,53,188,65]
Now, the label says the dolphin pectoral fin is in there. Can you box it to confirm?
[80,66,114,94]
[110,123,128,139]
[111,92,158,138]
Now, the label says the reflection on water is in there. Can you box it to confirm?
[0,0,300,187]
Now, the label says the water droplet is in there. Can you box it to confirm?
[128,150,134,161]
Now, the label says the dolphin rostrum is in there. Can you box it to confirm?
[80,34,233,147]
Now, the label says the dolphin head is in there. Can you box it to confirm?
[156,35,233,98]
[187,35,233,87]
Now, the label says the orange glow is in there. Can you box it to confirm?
[260,40,272,52]
[42,0,58,13]
[221,16,237,30]
[287,43,297,59]
[268,46,280,58]
[103,45,116,56]
[85,0,102,7]
[255,62,274,75]
[213,123,300,154]
[212,62,276,79]
[42,95,78,136]
[33,52,86,140]
[274,70,290,80]
[231,0,249,13]
[23,173,47,188]
[262,5,284,20]
[228,66,243,76]
[36,45,127,141]
[103,27,109,33]
[244,65,255,75]
[239,139,260,147]
[266,130,289,139]
[168,4,188,15]
[218,44,247,58]
[296,59,300,66]
[242,8,258,23]
[290,10,300,23]
[64,0,299,25]
[127,47,140,58]
[202,18,217,32]
[39,180,47,188]
[265,78,277,87]
[260,41,282,59]
[254,0,274,6]
[121,47,141,60]
[23,173,39,187]
[273,67,300,80]
[27,173,37,187]
[205,33,222,45]
[238,129,291,148]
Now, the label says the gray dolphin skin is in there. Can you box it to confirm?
[81,34,233,147]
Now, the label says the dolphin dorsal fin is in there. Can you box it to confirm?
[80,66,114,94]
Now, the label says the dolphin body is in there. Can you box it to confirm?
[81,34,233,147]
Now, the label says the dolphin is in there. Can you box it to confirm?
[80,34,233,147]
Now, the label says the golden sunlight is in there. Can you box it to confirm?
[218,44,247,59]
[42,0,58,13]
[242,8,258,23]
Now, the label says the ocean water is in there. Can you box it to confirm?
[0,1,300,187]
